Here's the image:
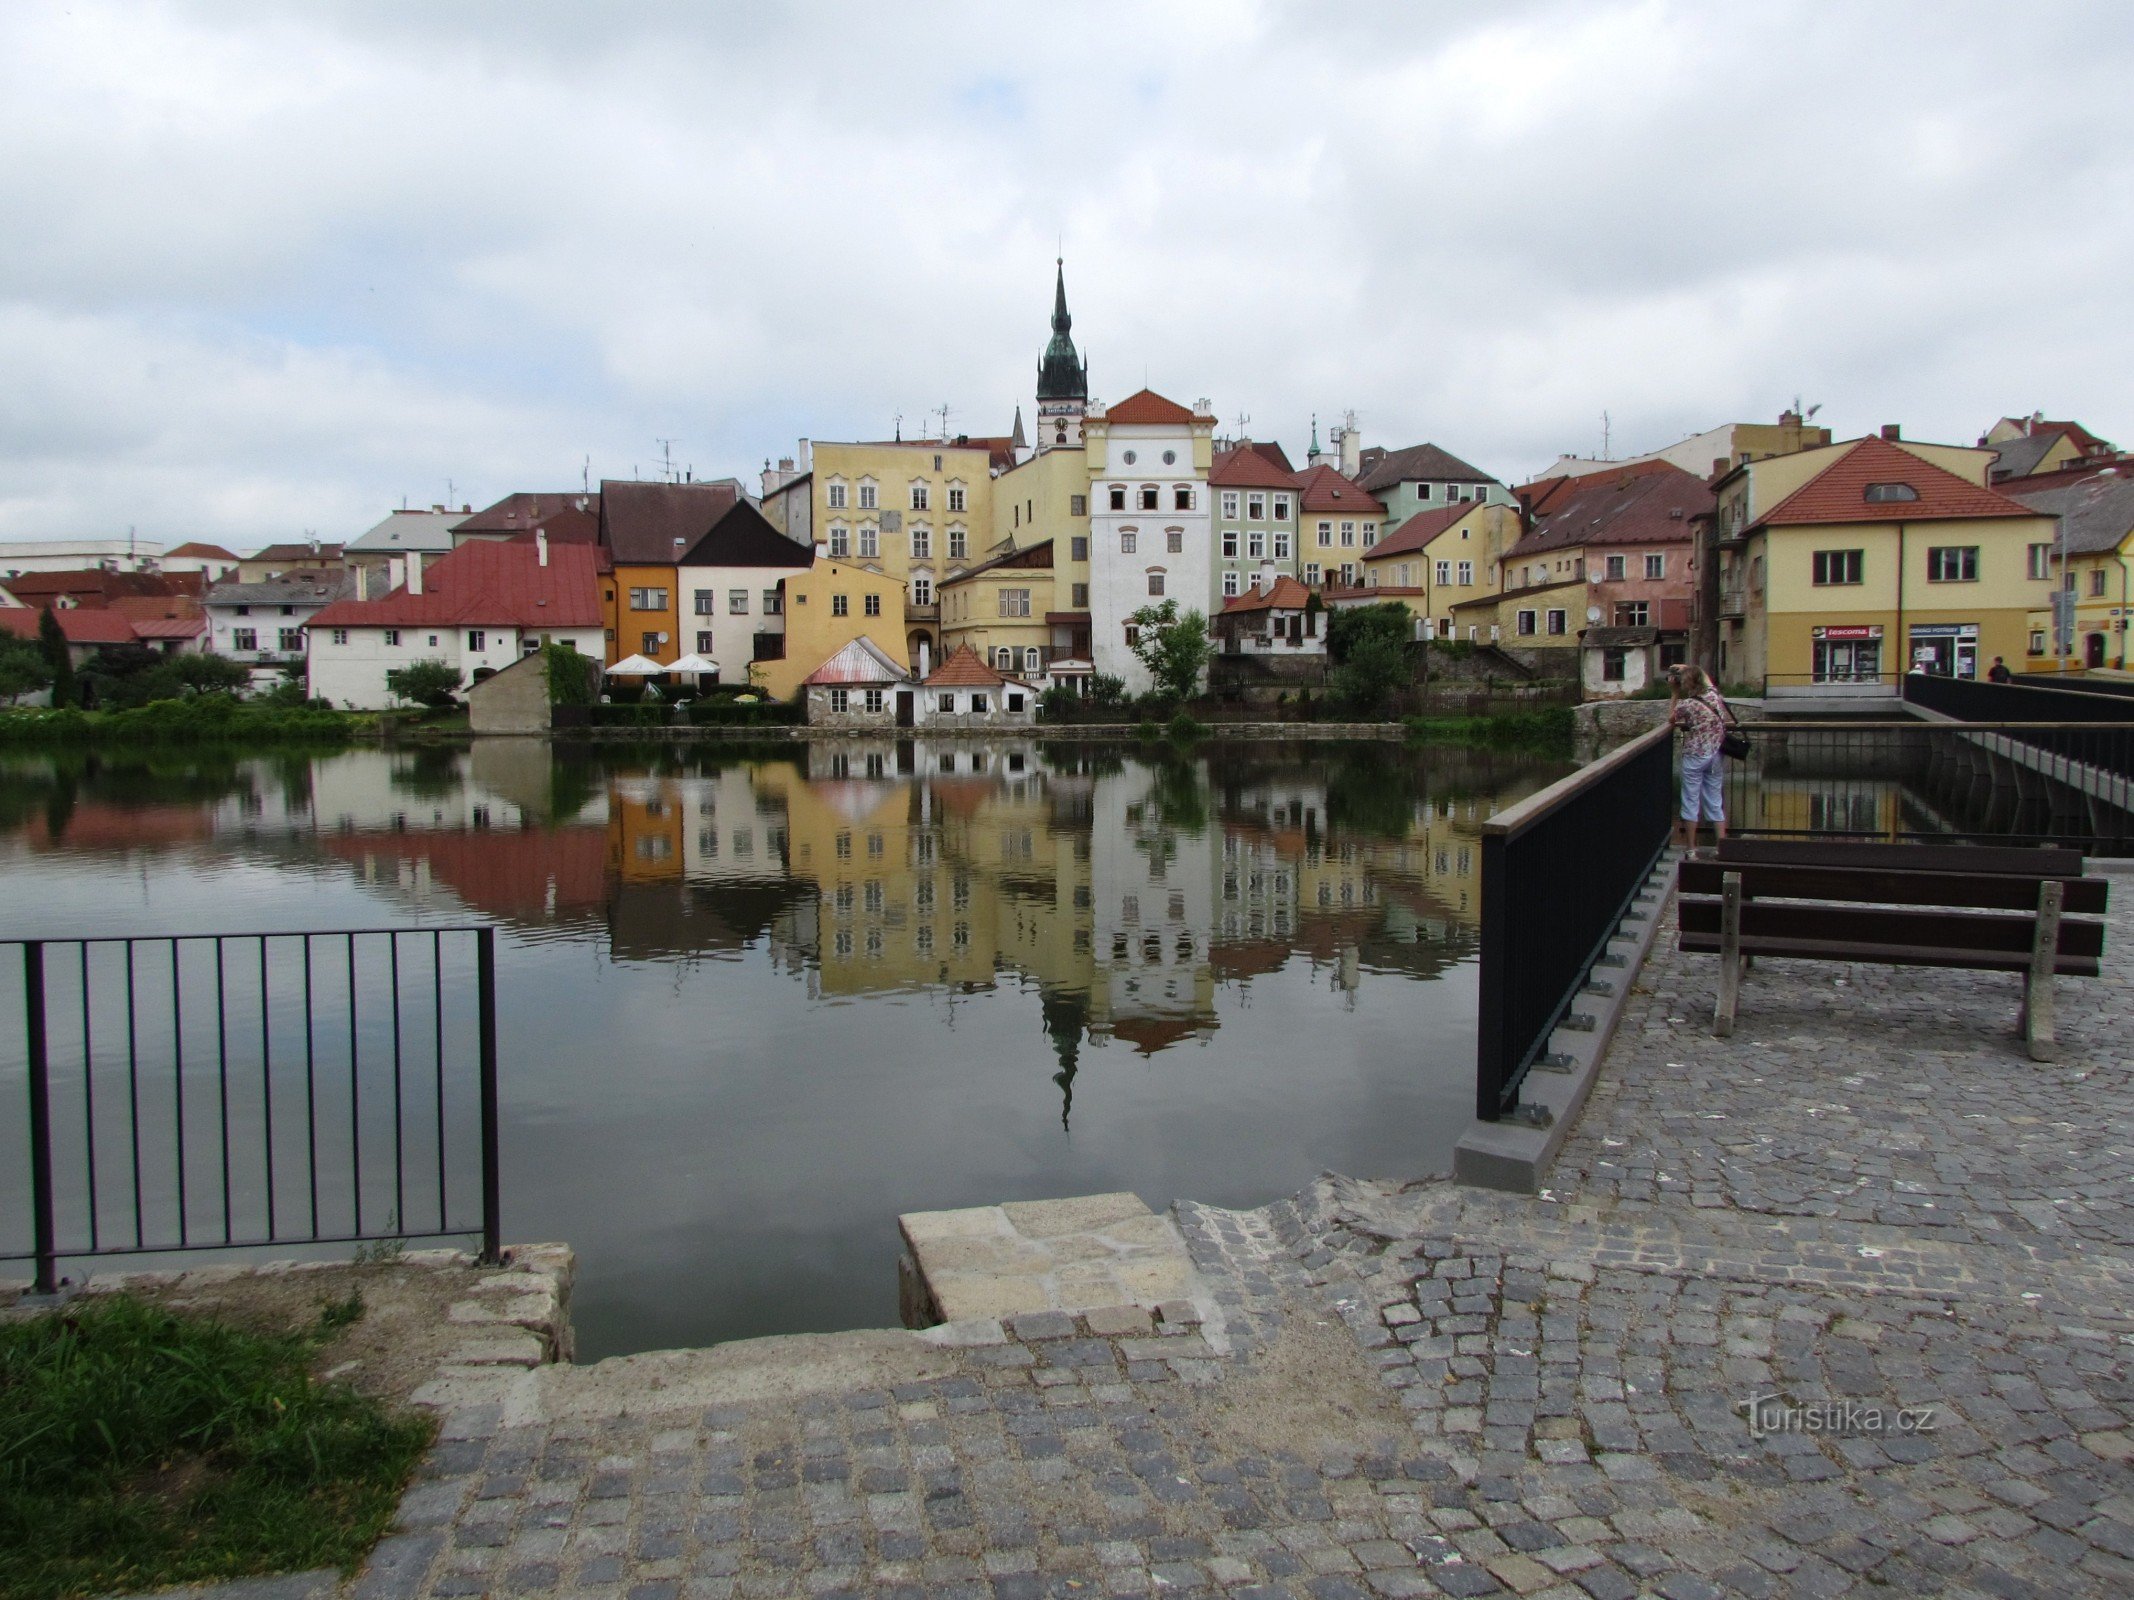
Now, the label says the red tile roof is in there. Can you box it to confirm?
[1210,447,1301,490]
[2,569,202,603]
[1102,389,1208,426]
[1757,436,2038,527]
[308,540,602,631]
[1219,575,1314,614]
[0,607,139,645]
[1504,464,1712,561]
[165,541,240,560]
[599,480,741,566]
[127,617,207,640]
[109,595,205,624]
[1366,502,1474,560]
[924,645,1006,687]
[454,492,599,535]
[1293,464,1386,516]
[250,541,345,565]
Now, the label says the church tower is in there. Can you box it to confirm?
[1035,259,1088,454]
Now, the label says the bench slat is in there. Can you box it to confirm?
[1715,838,2087,877]
[1679,896,2106,958]
[1680,859,2111,914]
[1679,930,2101,977]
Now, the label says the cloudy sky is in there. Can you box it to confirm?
[4,0,2130,548]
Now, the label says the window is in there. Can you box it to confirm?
[1273,531,1291,559]
[1071,582,1089,607]
[2031,629,2047,654]
[1008,691,1026,712]
[628,587,668,610]
[863,688,884,714]
[1864,482,1920,503]
[1147,572,1165,597]
[1516,609,1537,636]
[910,483,929,511]
[909,524,930,558]
[1435,559,1451,585]
[1602,648,1629,682]
[1546,609,1566,636]
[234,604,250,616]
[763,589,782,615]
[1222,530,1238,559]
[1317,520,1333,547]
[1304,562,1321,585]
[858,525,879,558]
[1813,549,1863,585]
[1222,491,1240,519]
[2028,543,2052,580]
[948,527,968,559]
[696,631,713,653]
[694,590,715,615]
[279,628,303,652]
[832,594,848,617]
[1645,553,1665,580]
[323,628,346,646]
[1136,486,1157,511]
[827,482,848,509]
[1456,560,1473,585]
[999,587,1031,617]
[722,589,747,616]
[1362,523,1378,548]
[937,693,956,714]
[1616,601,1650,626]
[1246,493,1264,520]
[1927,546,1979,582]
[2093,567,2110,597]
[1222,572,1240,598]
[1339,521,1356,546]
[1247,530,1265,559]
[468,630,486,652]
[1273,494,1291,520]
[1120,530,1137,554]
[828,525,850,558]
[864,594,880,616]
[1174,487,1192,511]
[641,632,659,655]
[1604,554,1627,581]
[970,694,988,714]
[994,647,1014,671]
[384,629,399,646]
[857,481,877,509]
[1167,528,1183,553]
[232,627,258,651]
[1109,486,1126,511]
[828,688,848,713]
[911,575,932,606]
[1339,562,1355,586]
[1021,648,1039,675]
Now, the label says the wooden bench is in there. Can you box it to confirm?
[1677,839,2108,1060]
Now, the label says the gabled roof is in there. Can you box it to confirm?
[924,645,1006,688]
[203,574,355,609]
[453,492,599,536]
[308,540,603,631]
[1504,463,1713,562]
[939,539,1051,586]
[1102,389,1210,426]
[1354,442,1498,493]
[349,512,459,554]
[1293,464,1386,517]
[1993,417,2113,456]
[1988,431,2072,480]
[1244,439,1295,473]
[599,480,741,566]
[165,541,239,560]
[110,595,204,624]
[0,607,139,645]
[1518,457,1681,518]
[681,500,816,569]
[1756,437,2037,528]
[1219,575,1314,614]
[2,569,203,603]
[128,616,207,640]
[1365,502,1479,561]
[2001,468,2134,556]
[801,636,909,687]
[250,541,345,565]
[1210,447,1300,490]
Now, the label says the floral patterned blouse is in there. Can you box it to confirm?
[1673,690,1727,760]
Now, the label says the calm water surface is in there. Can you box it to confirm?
[0,738,1569,1357]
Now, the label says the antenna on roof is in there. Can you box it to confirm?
[893,412,902,442]
[581,455,591,494]
[655,439,679,482]
[446,478,456,507]
[1600,411,1612,459]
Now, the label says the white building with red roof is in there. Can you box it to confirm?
[921,644,1038,727]
[1214,570,1325,658]
[1085,388,1216,693]
[304,535,603,708]
[799,636,912,728]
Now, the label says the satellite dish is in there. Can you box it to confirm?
[1586,606,1601,623]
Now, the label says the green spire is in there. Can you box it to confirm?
[1037,258,1087,403]
[1310,413,1321,457]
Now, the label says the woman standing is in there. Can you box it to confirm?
[1669,665,1729,850]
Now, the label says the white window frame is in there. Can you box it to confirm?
[856,480,878,510]
[1221,490,1240,519]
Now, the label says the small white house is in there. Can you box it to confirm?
[305,536,604,709]
[921,645,1039,727]
[202,573,354,687]
[801,636,912,728]
[1214,571,1325,656]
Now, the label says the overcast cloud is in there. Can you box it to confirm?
[3,0,2130,546]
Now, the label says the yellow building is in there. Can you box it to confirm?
[1357,501,1521,634]
[940,541,1059,679]
[753,558,910,701]
[1714,434,2055,687]
[2001,470,2134,671]
[989,446,1095,664]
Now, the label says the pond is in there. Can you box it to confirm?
[0,737,1570,1358]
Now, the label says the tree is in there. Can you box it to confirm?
[1126,600,1212,704]
[1326,601,1415,714]
[0,632,52,704]
[38,608,75,708]
[167,652,253,697]
[385,658,463,708]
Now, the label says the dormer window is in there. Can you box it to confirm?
[1864,482,1919,503]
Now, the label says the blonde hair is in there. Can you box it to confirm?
[1676,665,1712,696]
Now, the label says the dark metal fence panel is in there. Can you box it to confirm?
[1476,726,1673,1121]
[1905,672,2134,727]
[2,926,500,1293]
[2012,672,2134,698]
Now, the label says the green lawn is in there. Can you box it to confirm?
[0,1294,433,1600]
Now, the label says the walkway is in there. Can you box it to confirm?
[165,893,2133,1599]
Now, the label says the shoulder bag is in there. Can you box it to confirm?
[1717,697,1750,761]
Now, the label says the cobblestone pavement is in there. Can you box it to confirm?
[161,889,2132,1600]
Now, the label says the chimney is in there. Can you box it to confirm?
[1711,457,1730,481]
[308,533,319,555]
[1880,424,1902,441]
[406,553,423,595]
[1258,562,1278,595]
[798,438,812,473]
[814,540,829,560]
[1338,427,1360,479]
[536,528,549,568]
[1779,409,1801,427]
[386,555,405,592]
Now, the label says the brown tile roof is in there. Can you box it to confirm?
[454,492,599,534]
[1219,575,1314,614]
[1,569,203,604]
[1293,464,1386,517]
[1366,503,1473,560]
[1354,442,1498,493]
[0,607,138,645]
[1210,446,1300,490]
[1757,437,2036,528]
[251,541,345,565]
[924,645,1006,687]
[599,480,741,566]
[109,595,204,624]
[1102,389,1209,426]
[165,541,240,560]
[1503,464,1713,562]
[309,540,602,631]
[127,616,207,640]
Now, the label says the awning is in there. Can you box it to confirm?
[604,654,665,675]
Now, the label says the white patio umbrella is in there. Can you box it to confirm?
[603,654,665,675]
[665,652,720,680]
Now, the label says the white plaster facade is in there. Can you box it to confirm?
[675,560,805,686]
[1087,411,1212,695]
[308,624,602,709]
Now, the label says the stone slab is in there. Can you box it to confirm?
[898,1191,1208,1326]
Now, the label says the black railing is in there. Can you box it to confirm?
[1905,670,2134,728]
[1722,720,2134,852]
[1475,725,1673,1121]
[3,927,500,1294]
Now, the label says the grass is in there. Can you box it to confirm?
[0,1294,434,1600]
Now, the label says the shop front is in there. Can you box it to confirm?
[1907,622,1978,678]
[1811,624,1883,684]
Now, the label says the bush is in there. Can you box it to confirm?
[0,700,360,745]
[684,698,802,727]
[543,644,596,707]
[1166,711,1207,742]
[586,702,668,727]
[1133,719,1162,741]
[384,659,461,709]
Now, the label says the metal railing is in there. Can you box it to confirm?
[1475,725,1673,1121]
[1722,720,2134,852]
[4,927,500,1293]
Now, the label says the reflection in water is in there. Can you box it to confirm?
[2,737,1566,1355]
